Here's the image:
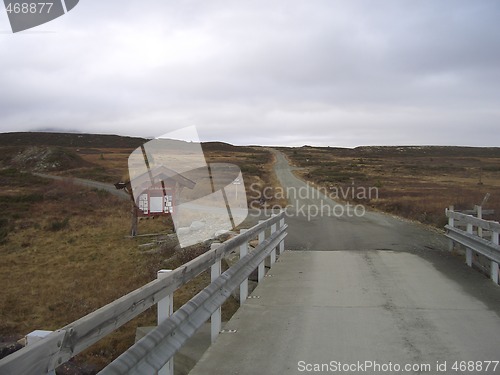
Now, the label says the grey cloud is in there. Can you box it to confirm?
[0,0,499,146]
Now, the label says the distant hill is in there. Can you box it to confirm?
[353,146,500,158]
[289,145,500,158]
[0,132,147,149]
[201,141,263,154]
[2,134,499,158]
[0,133,259,154]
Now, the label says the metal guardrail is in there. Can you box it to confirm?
[0,212,287,375]
[445,207,500,285]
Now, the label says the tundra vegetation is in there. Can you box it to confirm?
[280,146,500,227]
[0,133,283,370]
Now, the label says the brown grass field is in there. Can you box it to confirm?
[279,146,500,227]
[0,134,283,370]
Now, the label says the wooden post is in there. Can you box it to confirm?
[239,229,249,305]
[157,270,173,375]
[258,221,265,282]
[131,205,138,237]
[123,185,139,238]
[210,244,222,343]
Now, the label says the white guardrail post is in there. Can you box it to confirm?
[492,231,499,285]
[210,244,222,343]
[270,219,277,266]
[466,222,474,267]
[26,331,56,375]
[239,229,249,305]
[476,205,483,238]
[258,220,266,282]
[447,206,455,252]
[279,217,285,255]
[157,270,174,375]
[445,207,500,286]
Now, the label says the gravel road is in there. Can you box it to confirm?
[270,149,448,252]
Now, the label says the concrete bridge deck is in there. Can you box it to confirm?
[190,250,500,375]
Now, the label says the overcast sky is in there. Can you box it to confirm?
[0,0,499,147]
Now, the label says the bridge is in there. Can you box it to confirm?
[1,151,500,374]
[189,151,500,375]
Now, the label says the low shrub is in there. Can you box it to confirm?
[46,217,70,232]
[0,217,10,243]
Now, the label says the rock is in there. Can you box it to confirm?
[0,334,25,360]
[0,342,22,360]
[190,221,205,231]
[249,239,259,248]
[224,252,240,267]
[12,146,87,172]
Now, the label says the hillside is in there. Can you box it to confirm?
[287,145,500,158]
[0,133,258,152]
[0,132,146,149]
[201,141,261,154]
